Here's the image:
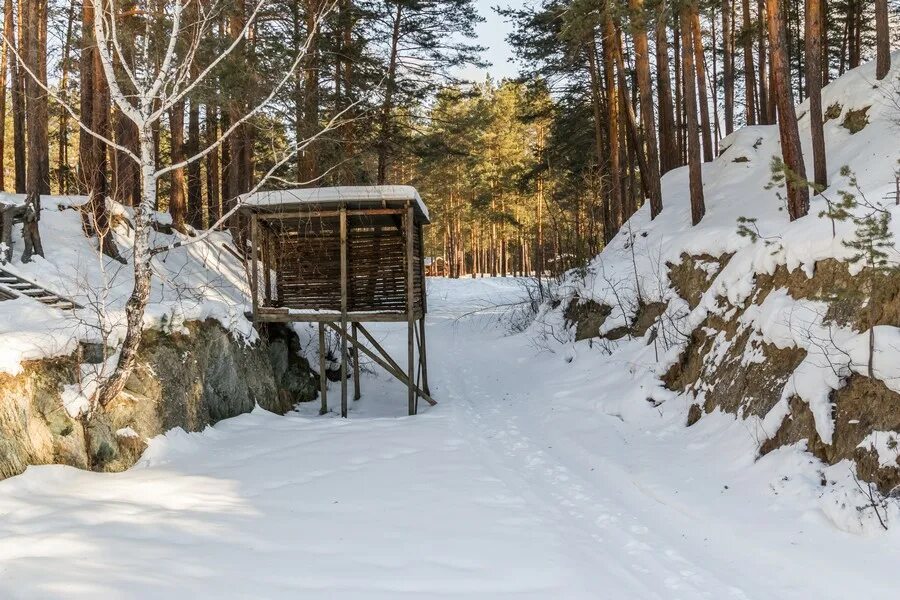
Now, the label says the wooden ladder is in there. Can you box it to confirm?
[0,268,81,311]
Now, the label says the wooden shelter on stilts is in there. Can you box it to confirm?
[239,186,434,417]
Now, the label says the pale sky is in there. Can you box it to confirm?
[458,0,520,83]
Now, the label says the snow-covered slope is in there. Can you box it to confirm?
[552,53,900,532]
[0,195,255,375]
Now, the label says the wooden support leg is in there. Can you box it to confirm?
[341,320,348,418]
[408,319,415,416]
[406,203,416,416]
[418,317,430,396]
[352,323,361,401]
[325,323,436,407]
[318,322,328,415]
[340,206,348,418]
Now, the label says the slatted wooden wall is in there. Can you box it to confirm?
[260,211,425,315]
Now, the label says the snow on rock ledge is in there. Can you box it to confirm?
[0,320,317,480]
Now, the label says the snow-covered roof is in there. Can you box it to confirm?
[239,185,430,223]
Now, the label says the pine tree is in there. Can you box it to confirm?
[766,0,809,220]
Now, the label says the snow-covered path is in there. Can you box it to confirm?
[2,277,900,598]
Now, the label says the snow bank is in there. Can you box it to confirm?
[552,54,900,523]
[0,195,255,375]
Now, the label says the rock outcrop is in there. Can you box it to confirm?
[0,320,317,479]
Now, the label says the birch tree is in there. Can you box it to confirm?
[5,0,349,408]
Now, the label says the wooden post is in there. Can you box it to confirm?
[340,206,349,418]
[262,226,272,305]
[325,323,437,407]
[416,223,430,396]
[352,322,361,400]
[418,317,430,396]
[250,213,259,319]
[318,322,327,415]
[406,203,416,416]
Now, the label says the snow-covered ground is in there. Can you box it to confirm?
[2,276,900,599]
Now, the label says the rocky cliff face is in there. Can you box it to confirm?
[0,321,317,479]
[566,254,900,495]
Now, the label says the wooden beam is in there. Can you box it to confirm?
[340,206,349,419]
[318,322,328,415]
[418,317,430,396]
[250,213,259,319]
[352,323,361,401]
[418,223,427,313]
[254,208,406,221]
[263,228,272,305]
[324,323,437,407]
[355,323,405,376]
[252,309,419,324]
[406,203,416,416]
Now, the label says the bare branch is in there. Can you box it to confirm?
[154,0,339,179]
[150,0,270,119]
[0,32,141,164]
[149,107,364,256]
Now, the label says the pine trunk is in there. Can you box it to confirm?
[629,0,663,218]
[377,3,402,185]
[603,5,622,238]
[741,0,758,124]
[56,0,76,193]
[690,4,714,161]
[187,99,202,228]
[805,0,827,189]
[205,106,221,224]
[0,0,8,192]
[766,0,809,220]
[722,0,735,135]
[681,1,706,225]
[23,0,44,260]
[298,0,321,183]
[874,0,890,80]
[169,102,187,232]
[655,14,678,174]
[757,0,771,124]
[11,0,25,193]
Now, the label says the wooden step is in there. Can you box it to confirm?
[0,268,81,311]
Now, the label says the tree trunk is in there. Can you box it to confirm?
[690,4,714,161]
[673,12,685,165]
[805,0,827,189]
[187,98,202,228]
[821,0,829,85]
[741,0,758,124]
[0,0,9,193]
[377,2,402,185]
[681,1,706,225]
[874,0,890,80]
[23,0,45,261]
[603,3,622,238]
[169,102,187,232]
[57,0,77,193]
[766,0,809,220]
[298,0,320,183]
[96,130,156,408]
[656,13,678,174]
[11,0,25,193]
[37,0,48,193]
[629,0,663,218]
[114,111,140,206]
[205,105,221,225]
[757,0,771,123]
[722,0,735,135]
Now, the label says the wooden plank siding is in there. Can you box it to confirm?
[249,207,427,319]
